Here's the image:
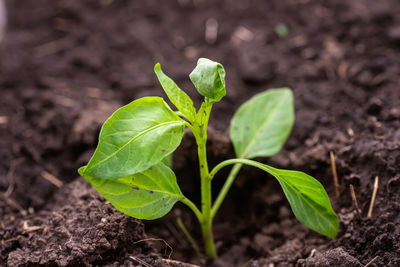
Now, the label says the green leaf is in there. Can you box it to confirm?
[260,164,339,238]
[189,58,226,103]
[195,102,210,126]
[230,88,294,159]
[218,159,339,238]
[154,63,197,122]
[79,162,184,220]
[83,97,186,179]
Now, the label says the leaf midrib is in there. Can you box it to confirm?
[106,191,177,210]
[85,120,184,174]
[88,172,183,199]
[105,184,183,200]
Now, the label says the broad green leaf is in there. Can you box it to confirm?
[229,159,339,238]
[230,88,294,159]
[260,164,339,238]
[79,162,184,220]
[189,58,226,104]
[154,63,196,122]
[83,97,186,179]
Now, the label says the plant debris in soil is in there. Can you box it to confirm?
[1,0,399,266]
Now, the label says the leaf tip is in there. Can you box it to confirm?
[326,230,339,239]
[154,62,161,72]
[316,209,339,239]
[280,87,294,98]
[78,166,87,177]
[329,215,340,239]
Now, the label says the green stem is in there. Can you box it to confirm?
[180,197,203,223]
[195,104,217,259]
[210,163,242,219]
[197,138,216,258]
[210,159,267,219]
[183,103,217,259]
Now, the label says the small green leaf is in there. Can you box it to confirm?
[79,162,184,220]
[189,58,226,103]
[195,102,209,126]
[223,159,339,238]
[84,97,185,179]
[230,88,294,159]
[154,63,197,122]
[261,165,339,238]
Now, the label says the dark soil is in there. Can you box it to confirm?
[1,0,399,266]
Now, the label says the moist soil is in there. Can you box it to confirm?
[1,0,399,266]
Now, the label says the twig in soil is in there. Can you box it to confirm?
[330,151,340,199]
[176,217,203,258]
[22,221,42,232]
[3,237,19,243]
[129,256,153,267]
[349,184,361,217]
[42,226,50,235]
[364,255,379,267]
[40,170,63,188]
[367,176,379,218]
[133,238,173,260]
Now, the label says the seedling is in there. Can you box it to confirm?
[78,58,339,259]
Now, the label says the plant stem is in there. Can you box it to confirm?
[183,103,217,258]
[198,137,216,258]
[180,197,203,223]
[210,158,270,219]
[210,163,242,219]
[195,104,217,259]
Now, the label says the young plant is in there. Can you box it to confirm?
[78,58,339,259]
